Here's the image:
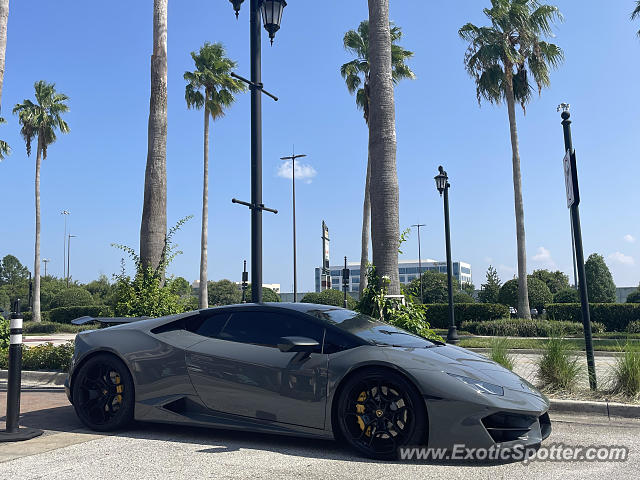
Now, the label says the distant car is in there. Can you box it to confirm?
[509,307,517,315]
[530,308,539,317]
[66,303,551,460]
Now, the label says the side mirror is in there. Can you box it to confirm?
[277,336,319,353]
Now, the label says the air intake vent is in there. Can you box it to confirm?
[481,412,537,443]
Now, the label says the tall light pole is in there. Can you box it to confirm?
[280,148,307,302]
[435,166,458,345]
[42,259,50,278]
[227,0,287,304]
[411,223,426,301]
[66,234,77,287]
[60,210,70,278]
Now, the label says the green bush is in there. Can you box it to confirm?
[610,345,640,397]
[453,291,475,303]
[245,284,281,303]
[628,321,640,334]
[553,288,580,304]
[626,290,640,304]
[546,303,640,332]
[0,317,9,349]
[22,321,96,334]
[22,310,50,323]
[584,253,616,303]
[422,303,509,329]
[461,319,604,337]
[0,341,75,371]
[537,335,583,392]
[488,337,514,370]
[404,271,460,304]
[49,305,113,324]
[300,289,357,309]
[49,287,95,309]
[498,276,553,312]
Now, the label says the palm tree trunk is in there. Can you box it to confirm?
[359,149,371,295]
[0,0,8,110]
[367,0,400,295]
[32,135,42,322]
[199,98,209,309]
[140,0,168,276]
[505,73,531,320]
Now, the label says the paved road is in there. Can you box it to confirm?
[1,389,638,480]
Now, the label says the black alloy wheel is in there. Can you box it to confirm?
[336,369,427,459]
[72,353,134,431]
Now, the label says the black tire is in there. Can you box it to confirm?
[72,353,135,432]
[335,368,427,460]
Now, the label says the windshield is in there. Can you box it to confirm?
[307,308,439,348]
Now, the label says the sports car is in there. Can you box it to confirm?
[65,303,551,459]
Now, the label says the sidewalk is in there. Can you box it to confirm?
[23,333,76,347]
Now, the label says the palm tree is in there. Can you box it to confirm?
[0,117,9,160]
[184,42,245,309]
[366,0,402,295]
[13,81,70,322]
[459,0,563,319]
[0,0,9,109]
[140,0,168,276]
[341,20,415,296]
[632,1,640,36]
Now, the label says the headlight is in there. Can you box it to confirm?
[448,373,504,396]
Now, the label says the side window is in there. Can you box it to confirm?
[186,312,230,338]
[323,328,361,354]
[219,311,323,351]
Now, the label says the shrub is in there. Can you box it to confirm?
[0,317,9,349]
[300,289,357,309]
[628,321,640,334]
[49,287,94,309]
[626,290,640,304]
[584,253,616,303]
[0,341,75,371]
[22,321,96,334]
[610,345,640,398]
[245,284,281,303]
[488,337,514,370]
[553,288,580,304]
[49,305,113,324]
[384,302,443,342]
[530,269,570,295]
[537,335,583,392]
[498,276,553,312]
[546,303,640,332]
[422,303,509,329]
[453,291,475,303]
[22,310,50,323]
[404,270,460,304]
[461,319,604,337]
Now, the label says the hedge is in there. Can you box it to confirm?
[48,305,114,324]
[0,342,74,371]
[22,311,50,323]
[546,303,640,332]
[461,319,605,337]
[422,303,509,329]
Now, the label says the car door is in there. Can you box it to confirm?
[185,308,328,429]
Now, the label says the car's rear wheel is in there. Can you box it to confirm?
[72,353,134,431]
[335,369,427,460]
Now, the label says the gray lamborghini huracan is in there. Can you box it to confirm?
[65,303,551,459]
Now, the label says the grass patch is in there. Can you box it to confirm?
[609,344,640,398]
[458,336,640,352]
[488,337,514,370]
[537,335,583,393]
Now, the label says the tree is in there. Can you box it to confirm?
[140,0,168,276]
[0,254,29,285]
[460,0,563,319]
[167,276,191,297]
[207,279,241,306]
[0,117,10,160]
[478,265,501,303]
[632,2,640,37]
[405,271,460,304]
[185,42,245,309]
[553,288,579,303]
[341,20,414,295]
[85,274,115,305]
[13,80,70,322]
[50,287,94,309]
[301,289,357,310]
[584,253,616,303]
[367,0,401,295]
[246,284,280,303]
[0,0,8,108]
[531,269,569,294]
[498,276,553,312]
[627,287,640,304]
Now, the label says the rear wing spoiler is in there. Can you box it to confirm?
[71,316,151,326]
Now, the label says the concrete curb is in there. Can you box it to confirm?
[0,369,67,386]
[549,398,640,419]
[467,348,623,357]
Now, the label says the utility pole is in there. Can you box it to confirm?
[66,234,77,287]
[61,210,70,278]
[411,223,426,300]
[43,259,50,278]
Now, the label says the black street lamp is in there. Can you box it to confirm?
[435,166,459,345]
[411,223,425,301]
[226,0,286,303]
[342,256,350,309]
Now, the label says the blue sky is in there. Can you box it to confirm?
[1,1,639,292]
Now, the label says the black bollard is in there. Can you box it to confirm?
[0,304,43,442]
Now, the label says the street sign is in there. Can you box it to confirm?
[563,149,580,208]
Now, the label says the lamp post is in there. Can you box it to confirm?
[280,148,307,302]
[435,166,458,345]
[66,234,77,287]
[241,260,249,303]
[226,0,287,304]
[43,259,50,278]
[61,210,70,278]
[411,223,425,300]
[342,256,350,309]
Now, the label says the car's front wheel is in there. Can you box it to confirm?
[71,353,134,431]
[335,369,427,459]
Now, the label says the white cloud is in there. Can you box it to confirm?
[277,160,317,184]
[608,252,635,266]
[532,246,557,269]
[624,234,636,243]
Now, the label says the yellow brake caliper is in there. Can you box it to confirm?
[356,391,372,437]
[113,373,123,408]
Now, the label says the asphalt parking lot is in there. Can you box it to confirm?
[1,389,639,480]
